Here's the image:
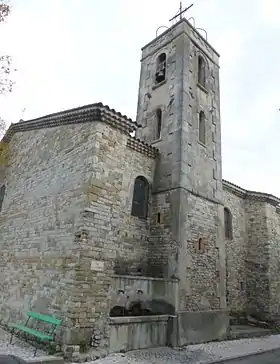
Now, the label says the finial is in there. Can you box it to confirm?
[21,107,26,120]
[169,2,193,23]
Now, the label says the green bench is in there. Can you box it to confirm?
[9,311,62,356]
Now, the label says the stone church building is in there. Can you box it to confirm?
[1,17,280,353]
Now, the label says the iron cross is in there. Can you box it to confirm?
[169,2,194,22]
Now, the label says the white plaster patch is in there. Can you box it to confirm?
[90,260,104,271]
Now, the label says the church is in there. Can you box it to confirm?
[1,15,280,355]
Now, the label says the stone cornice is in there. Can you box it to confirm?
[2,102,140,143]
[222,180,246,199]
[223,179,280,207]
[127,136,159,159]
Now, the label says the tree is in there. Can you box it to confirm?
[0,1,13,98]
[0,118,5,136]
[0,1,12,162]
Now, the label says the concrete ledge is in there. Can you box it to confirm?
[109,314,169,352]
[203,347,280,364]
[111,274,178,282]
[109,315,169,324]
[176,310,230,346]
[26,356,64,364]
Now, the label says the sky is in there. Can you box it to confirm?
[0,0,280,196]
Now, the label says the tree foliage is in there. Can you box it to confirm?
[0,1,9,22]
[0,1,12,159]
[0,55,13,95]
[0,1,13,99]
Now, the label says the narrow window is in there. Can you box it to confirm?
[156,108,162,139]
[198,238,204,252]
[224,207,233,239]
[198,111,206,144]
[157,213,161,223]
[0,184,5,212]
[131,176,149,219]
[198,55,206,87]
[155,53,166,84]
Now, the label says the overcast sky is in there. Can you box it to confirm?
[0,0,280,196]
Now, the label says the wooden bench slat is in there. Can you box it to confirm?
[27,311,62,326]
[9,324,53,341]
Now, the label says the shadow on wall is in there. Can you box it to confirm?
[114,260,154,277]
[110,299,174,317]
[114,259,169,278]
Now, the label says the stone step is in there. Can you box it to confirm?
[229,325,273,340]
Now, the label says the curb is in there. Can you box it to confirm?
[26,356,64,364]
[203,347,280,364]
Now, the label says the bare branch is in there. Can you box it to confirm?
[0,55,14,94]
[0,1,14,140]
[0,1,10,23]
[0,118,6,139]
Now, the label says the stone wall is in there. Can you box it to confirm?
[223,181,280,320]
[0,118,156,349]
[245,199,270,316]
[0,123,90,327]
[223,188,247,313]
[83,123,155,278]
[78,122,156,348]
[266,204,280,318]
[178,191,226,312]
[148,190,178,278]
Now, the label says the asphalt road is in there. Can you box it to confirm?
[217,349,280,364]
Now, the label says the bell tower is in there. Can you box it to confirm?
[136,12,229,344]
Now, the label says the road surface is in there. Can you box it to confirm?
[217,349,280,364]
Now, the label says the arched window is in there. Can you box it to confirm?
[131,176,149,219]
[155,53,166,84]
[198,111,206,144]
[224,207,233,239]
[0,184,5,212]
[155,108,162,140]
[198,55,206,87]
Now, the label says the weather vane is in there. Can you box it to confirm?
[169,1,193,22]
[21,107,26,120]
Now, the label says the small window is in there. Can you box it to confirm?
[155,53,166,84]
[198,55,206,87]
[0,184,5,212]
[198,111,206,144]
[224,207,233,239]
[198,238,204,252]
[131,176,149,219]
[157,213,161,223]
[156,108,162,140]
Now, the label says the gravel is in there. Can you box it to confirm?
[84,334,280,364]
[0,328,46,359]
[0,326,280,363]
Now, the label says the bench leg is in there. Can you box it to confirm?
[33,345,38,357]
[9,329,14,345]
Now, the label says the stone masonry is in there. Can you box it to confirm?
[223,180,280,321]
[1,16,280,355]
[0,104,158,349]
[135,18,226,318]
